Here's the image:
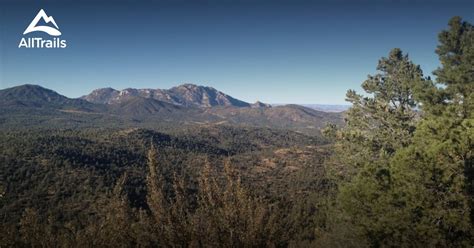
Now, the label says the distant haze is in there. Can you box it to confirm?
[272,104,350,112]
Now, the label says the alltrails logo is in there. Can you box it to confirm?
[18,9,67,48]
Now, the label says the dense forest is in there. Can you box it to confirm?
[0,16,473,247]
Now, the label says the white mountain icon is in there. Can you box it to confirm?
[23,9,61,36]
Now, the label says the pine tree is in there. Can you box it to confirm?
[326,48,430,181]
[193,161,273,247]
[95,174,135,247]
[325,48,431,246]
[145,144,166,231]
[327,17,473,247]
[387,16,473,246]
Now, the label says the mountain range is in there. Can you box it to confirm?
[0,84,344,135]
[81,84,264,108]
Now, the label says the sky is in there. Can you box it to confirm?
[0,0,473,104]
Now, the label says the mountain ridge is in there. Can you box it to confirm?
[81,83,253,108]
[0,84,344,135]
[0,84,99,111]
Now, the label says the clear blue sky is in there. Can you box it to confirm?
[0,0,473,104]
